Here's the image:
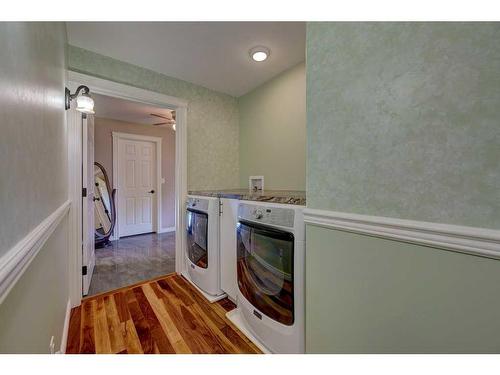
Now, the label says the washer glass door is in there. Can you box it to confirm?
[186,208,208,268]
[237,220,294,325]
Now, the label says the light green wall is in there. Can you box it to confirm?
[238,62,306,190]
[68,45,239,191]
[306,225,500,353]
[307,22,500,229]
[306,22,500,353]
[0,23,68,256]
[0,22,69,353]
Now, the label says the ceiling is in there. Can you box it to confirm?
[93,93,174,127]
[66,22,306,97]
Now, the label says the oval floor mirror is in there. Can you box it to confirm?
[94,162,117,248]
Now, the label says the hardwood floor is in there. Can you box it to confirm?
[66,274,261,354]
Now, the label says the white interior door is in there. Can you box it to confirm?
[118,138,156,237]
[82,114,95,296]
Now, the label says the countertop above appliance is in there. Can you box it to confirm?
[187,189,306,206]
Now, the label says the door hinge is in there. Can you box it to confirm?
[82,266,87,276]
[82,187,87,197]
[219,200,223,216]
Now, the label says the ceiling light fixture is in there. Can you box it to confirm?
[249,46,270,62]
[65,85,95,114]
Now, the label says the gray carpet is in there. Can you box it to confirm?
[88,232,176,296]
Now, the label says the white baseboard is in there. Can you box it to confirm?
[57,298,72,354]
[304,208,500,260]
[0,200,71,305]
[158,226,176,234]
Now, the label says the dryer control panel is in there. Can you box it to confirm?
[238,203,295,228]
[186,197,209,212]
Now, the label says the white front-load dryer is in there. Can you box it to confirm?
[185,195,224,296]
[235,201,305,353]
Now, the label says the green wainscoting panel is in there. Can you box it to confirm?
[306,224,500,353]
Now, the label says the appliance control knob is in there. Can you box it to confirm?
[255,209,263,219]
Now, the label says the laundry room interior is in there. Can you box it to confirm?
[2,13,500,360]
[62,22,308,354]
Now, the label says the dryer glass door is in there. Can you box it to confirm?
[237,220,294,325]
[186,208,208,268]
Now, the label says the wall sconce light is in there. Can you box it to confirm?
[65,85,95,114]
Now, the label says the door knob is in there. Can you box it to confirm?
[149,190,155,194]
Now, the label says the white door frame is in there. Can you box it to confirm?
[112,132,162,239]
[67,71,188,307]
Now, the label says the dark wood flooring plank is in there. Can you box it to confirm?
[210,301,261,353]
[94,297,112,354]
[66,306,82,354]
[172,276,227,330]
[150,282,218,354]
[126,289,154,354]
[161,277,196,306]
[171,276,259,354]
[174,276,260,353]
[140,284,192,353]
[188,302,241,353]
[80,300,96,354]
[113,291,130,323]
[122,320,144,354]
[218,298,237,312]
[132,286,178,353]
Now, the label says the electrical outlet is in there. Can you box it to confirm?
[49,336,55,354]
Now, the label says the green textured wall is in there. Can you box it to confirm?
[68,45,239,191]
[305,22,500,353]
[238,62,306,190]
[307,22,500,229]
[0,22,69,353]
[306,224,500,353]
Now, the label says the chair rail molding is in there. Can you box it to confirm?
[304,208,500,260]
[0,200,71,304]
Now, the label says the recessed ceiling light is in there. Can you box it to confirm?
[249,46,270,62]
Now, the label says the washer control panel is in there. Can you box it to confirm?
[186,197,209,211]
[238,203,295,228]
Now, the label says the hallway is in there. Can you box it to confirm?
[89,232,176,296]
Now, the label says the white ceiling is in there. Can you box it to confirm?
[93,93,174,127]
[66,22,305,97]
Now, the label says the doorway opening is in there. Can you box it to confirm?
[90,95,177,296]
[67,72,187,305]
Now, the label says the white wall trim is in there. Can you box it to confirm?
[67,71,189,108]
[304,208,500,260]
[158,226,176,234]
[57,298,72,354]
[0,200,71,305]
[112,131,163,239]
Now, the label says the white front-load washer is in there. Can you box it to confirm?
[185,195,224,297]
[233,201,305,353]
